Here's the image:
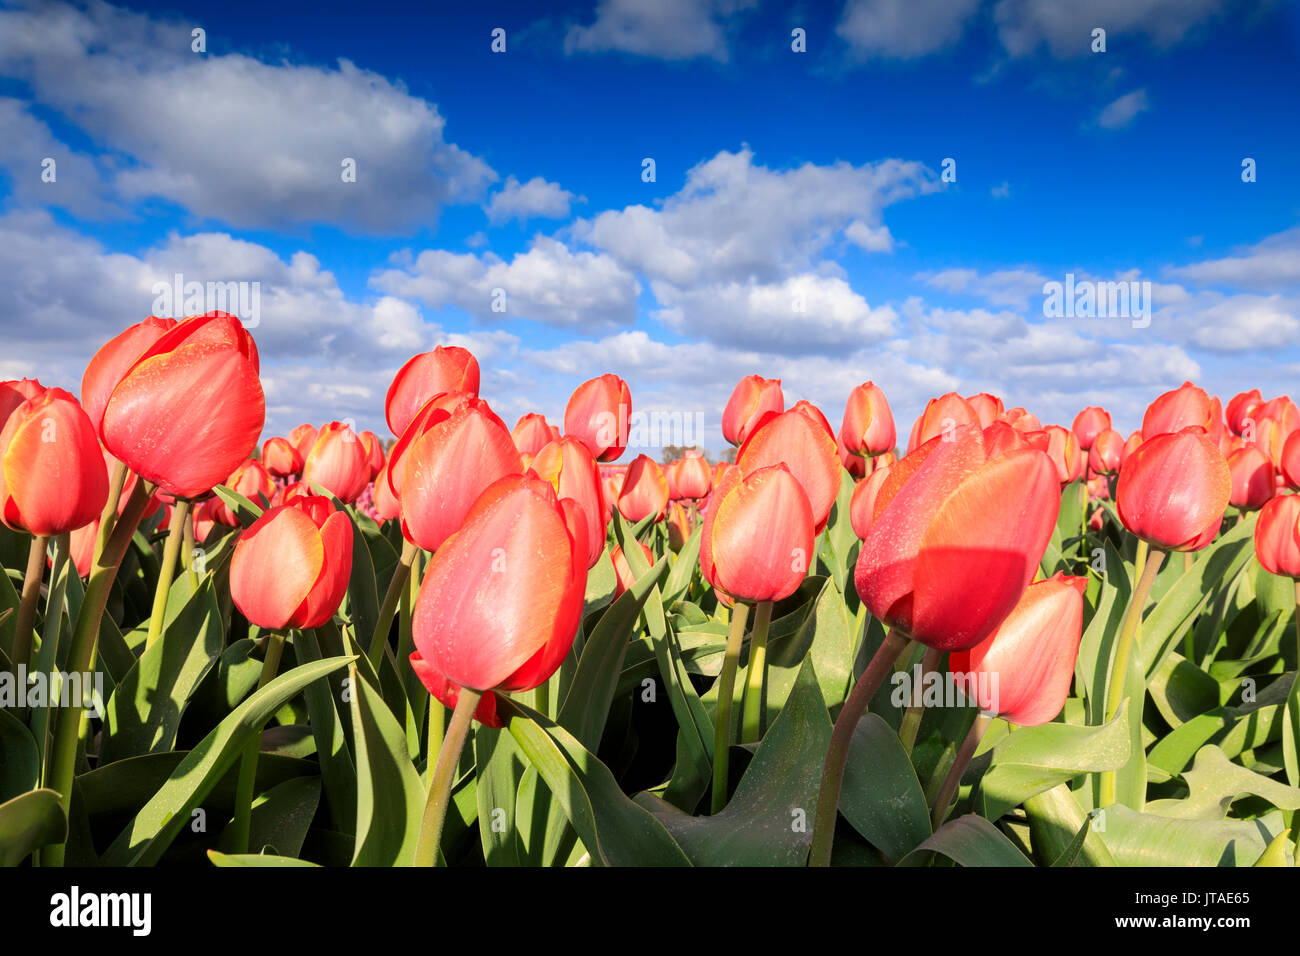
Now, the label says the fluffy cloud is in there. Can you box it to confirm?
[838,0,981,59]
[919,267,1050,309]
[485,176,580,225]
[1097,89,1150,130]
[994,0,1223,58]
[0,1,494,232]
[564,0,755,60]
[1168,227,1300,290]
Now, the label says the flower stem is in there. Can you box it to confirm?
[183,511,199,589]
[145,497,192,649]
[809,628,911,866]
[43,479,153,867]
[930,713,990,829]
[368,539,418,668]
[740,600,774,744]
[11,534,48,671]
[92,458,128,568]
[414,687,482,866]
[1100,540,1164,806]
[229,629,286,854]
[711,601,751,813]
[898,645,943,755]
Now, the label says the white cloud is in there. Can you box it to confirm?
[991,181,1011,199]
[485,175,580,225]
[1097,89,1150,129]
[845,220,895,252]
[1168,227,1300,289]
[994,0,1223,58]
[0,1,495,232]
[838,0,981,59]
[919,267,1050,308]
[0,98,115,217]
[565,0,755,61]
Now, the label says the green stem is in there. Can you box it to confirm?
[92,458,128,568]
[183,511,199,590]
[11,534,48,671]
[740,600,774,744]
[229,630,286,854]
[809,628,911,866]
[369,540,418,668]
[43,479,153,867]
[414,687,482,866]
[1078,479,1088,565]
[930,714,990,830]
[898,645,943,755]
[145,497,192,649]
[425,697,445,787]
[1099,540,1164,806]
[711,601,751,813]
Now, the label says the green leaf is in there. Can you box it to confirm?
[838,713,931,862]
[208,850,321,867]
[474,726,524,866]
[99,655,354,865]
[342,510,380,660]
[348,663,425,866]
[1023,783,1116,867]
[100,580,223,763]
[0,788,67,866]
[0,708,38,801]
[582,547,616,617]
[1100,805,1286,866]
[662,520,702,605]
[296,627,356,833]
[979,711,1129,821]
[1145,745,1300,819]
[765,575,854,712]
[502,698,690,866]
[244,775,321,859]
[898,814,1033,867]
[211,484,264,527]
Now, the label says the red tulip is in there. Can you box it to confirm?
[1071,406,1112,450]
[359,430,386,480]
[849,464,891,540]
[672,450,712,500]
[1255,495,1300,578]
[213,458,275,525]
[229,495,353,629]
[722,375,784,446]
[737,404,840,531]
[1088,428,1125,475]
[385,392,471,499]
[529,436,606,568]
[617,454,670,522]
[700,463,814,603]
[1226,389,1263,436]
[600,471,625,525]
[69,519,96,578]
[385,346,480,437]
[982,421,1032,459]
[840,382,896,458]
[666,500,692,550]
[0,388,107,535]
[288,424,318,459]
[855,425,1060,651]
[965,393,1005,429]
[1251,397,1300,467]
[564,374,631,462]
[1226,445,1275,510]
[192,496,220,544]
[401,399,522,551]
[612,540,654,598]
[409,653,504,727]
[411,474,588,697]
[908,393,980,453]
[512,413,561,457]
[1000,407,1042,433]
[100,312,265,499]
[1142,382,1223,444]
[0,378,46,432]
[837,430,867,479]
[373,462,401,522]
[302,421,371,504]
[261,437,303,478]
[1116,427,1230,552]
[1030,425,1085,484]
[949,573,1086,726]
[80,316,177,434]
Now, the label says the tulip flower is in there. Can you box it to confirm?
[410,652,503,727]
[722,375,784,446]
[359,430,386,480]
[836,431,867,479]
[385,346,480,437]
[612,540,655,598]
[0,378,46,431]
[982,420,1032,459]
[1142,382,1224,445]
[385,391,471,499]
[530,436,607,568]
[1071,406,1111,451]
[80,316,177,435]
[401,398,522,552]
[1227,445,1275,511]
[288,423,318,459]
[229,494,354,630]
[849,463,891,540]
[1251,397,1300,467]
[213,458,275,525]
[617,454,670,522]
[1088,428,1125,475]
[372,462,402,522]
[411,475,588,865]
[1001,406,1043,432]
[840,382,896,459]
[736,404,840,531]
[1117,426,1230,553]
[600,470,625,525]
[564,373,631,462]
[512,413,561,458]
[666,500,693,550]
[99,312,265,500]
[1255,495,1300,578]
[261,436,304,478]
[965,393,1004,429]
[907,392,980,452]
[1226,389,1263,436]
[302,421,371,504]
[672,450,712,500]
[1030,425,1086,485]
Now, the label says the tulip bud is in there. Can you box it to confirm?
[849,463,891,540]
[949,574,1086,726]
[840,382,896,458]
[737,404,840,531]
[965,393,1005,429]
[700,463,814,603]
[229,495,354,630]
[671,450,712,500]
[564,374,631,462]
[213,458,275,525]
[1226,389,1263,436]
[530,436,606,568]
[359,430,386,481]
[1116,426,1230,552]
[666,500,692,550]
[1071,406,1112,450]
[288,423,318,459]
[907,393,980,452]
[612,540,654,598]
[512,413,561,458]
[1226,445,1275,511]
[1000,406,1042,432]
[617,454,670,522]
[80,316,177,435]
[1254,494,1300,578]
[100,312,265,499]
[1029,425,1085,485]
[722,375,784,446]
[1142,382,1223,444]
[302,421,371,504]
[261,436,304,478]
[1088,428,1125,475]
[0,388,108,536]
[0,378,46,432]
[385,346,480,437]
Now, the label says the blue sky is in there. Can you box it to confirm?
[1,0,1298,455]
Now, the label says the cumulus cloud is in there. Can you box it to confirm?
[994,0,1223,58]
[565,0,755,60]
[485,176,580,225]
[1167,227,1300,290]
[838,0,981,59]
[1097,89,1150,129]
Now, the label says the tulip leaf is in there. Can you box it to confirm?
[1145,745,1300,819]
[1099,805,1286,866]
[0,709,38,801]
[501,698,691,866]
[583,546,616,617]
[99,579,223,763]
[1023,783,1116,867]
[635,658,832,866]
[765,575,854,713]
[1252,829,1292,867]
[297,627,357,833]
[0,557,20,660]
[207,849,321,867]
[898,814,1033,867]
[0,788,67,867]
[342,509,380,667]
[212,484,264,527]
[838,713,931,862]
[99,655,354,865]
[242,775,321,860]
[474,726,525,866]
[1077,539,1129,726]
[348,663,425,866]
[979,710,1130,822]
[1147,652,1220,730]
[663,520,702,605]
[559,555,669,751]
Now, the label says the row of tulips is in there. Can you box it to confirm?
[0,312,1297,866]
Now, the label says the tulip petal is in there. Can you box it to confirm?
[230,506,323,630]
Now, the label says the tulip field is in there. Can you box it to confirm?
[3,313,1300,869]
